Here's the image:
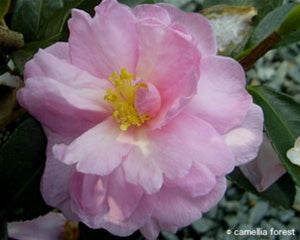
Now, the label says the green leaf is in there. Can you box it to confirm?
[0,221,7,240]
[0,116,51,221]
[228,168,295,208]
[9,40,54,75]
[245,3,297,49]
[203,0,283,25]
[275,4,300,47]
[0,0,10,21]
[248,86,300,187]
[11,0,84,43]
[118,0,156,8]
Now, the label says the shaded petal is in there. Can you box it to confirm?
[136,18,200,128]
[164,163,216,197]
[158,3,217,55]
[186,55,252,134]
[140,219,160,240]
[240,134,286,192]
[70,171,109,226]
[68,0,138,78]
[40,132,78,221]
[135,81,161,117]
[19,50,110,136]
[101,194,154,237]
[8,213,66,240]
[152,177,226,229]
[224,104,264,165]
[53,118,132,176]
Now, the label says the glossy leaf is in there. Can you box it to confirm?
[228,169,295,208]
[118,0,156,8]
[275,4,300,47]
[248,86,300,187]
[11,0,84,42]
[0,0,10,21]
[0,117,51,221]
[245,3,297,50]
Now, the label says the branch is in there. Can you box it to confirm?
[0,25,24,49]
[239,32,281,71]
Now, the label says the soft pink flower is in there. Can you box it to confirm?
[17,0,263,239]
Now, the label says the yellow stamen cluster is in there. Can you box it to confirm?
[104,68,150,131]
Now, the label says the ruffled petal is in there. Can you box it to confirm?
[70,171,108,219]
[53,118,132,176]
[186,55,252,134]
[68,0,138,78]
[164,163,216,197]
[240,134,286,192]
[135,18,200,128]
[224,104,264,165]
[158,3,217,55]
[19,49,110,136]
[123,113,233,194]
[40,132,78,221]
[8,213,66,240]
[133,4,171,25]
[152,177,226,230]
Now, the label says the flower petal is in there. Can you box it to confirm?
[152,177,226,229]
[164,163,216,197]
[224,104,264,165]
[186,55,252,134]
[240,134,286,192]
[40,132,78,221]
[68,0,138,78]
[54,118,132,176]
[133,4,171,24]
[123,113,233,194]
[136,18,200,128]
[8,213,66,240]
[158,3,217,55]
[19,49,110,136]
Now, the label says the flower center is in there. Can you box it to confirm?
[104,68,150,131]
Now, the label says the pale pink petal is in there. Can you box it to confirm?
[135,81,161,117]
[40,132,78,221]
[53,118,132,175]
[68,0,138,78]
[8,212,66,240]
[133,4,171,24]
[158,3,217,55]
[123,114,233,194]
[186,55,252,134]
[140,219,160,240]
[43,42,70,62]
[240,134,286,192]
[70,171,108,226]
[152,177,226,229]
[101,194,154,237]
[224,104,264,165]
[18,50,111,136]
[136,18,200,128]
[164,163,216,197]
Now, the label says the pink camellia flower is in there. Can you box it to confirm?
[17,0,263,239]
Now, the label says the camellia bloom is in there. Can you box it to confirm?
[17,0,263,239]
